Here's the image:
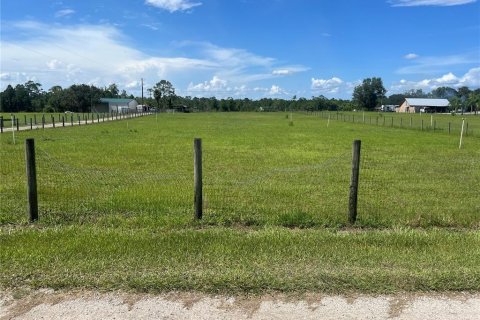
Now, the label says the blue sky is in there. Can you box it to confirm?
[1,0,479,99]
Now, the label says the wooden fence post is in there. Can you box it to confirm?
[25,139,38,222]
[0,116,3,133]
[348,140,361,224]
[194,138,203,220]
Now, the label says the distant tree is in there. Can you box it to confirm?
[47,86,64,112]
[385,94,406,106]
[14,84,31,112]
[152,80,175,109]
[466,90,480,114]
[0,85,16,112]
[431,86,457,99]
[352,77,386,110]
[403,89,427,98]
[105,83,119,98]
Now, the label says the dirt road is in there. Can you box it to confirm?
[1,289,479,320]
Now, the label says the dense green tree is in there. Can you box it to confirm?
[385,94,406,106]
[404,89,428,98]
[14,84,32,112]
[0,85,16,112]
[152,80,175,109]
[466,90,480,114]
[105,83,119,98]
[352,77,386,110]
[431,86,457,99]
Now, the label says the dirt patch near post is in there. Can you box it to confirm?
[1,289,479,320]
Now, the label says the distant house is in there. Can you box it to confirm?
[94,98,138,113]
[397,98,449,113]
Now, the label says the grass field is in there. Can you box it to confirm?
[1,112,479,293]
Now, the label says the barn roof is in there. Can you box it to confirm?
[100,98,136,104]
[405,98,449,107]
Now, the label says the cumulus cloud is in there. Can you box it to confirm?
[311,77,344,93]
[269,85,287,95]
[186,76,288,98]
[390,0,477,6]
[187,76,228,92]
[1,21,307,98]
[390,67,480,93]
[145,0,202,12]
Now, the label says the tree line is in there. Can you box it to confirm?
[1,79,479,113]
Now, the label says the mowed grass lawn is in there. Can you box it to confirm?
[1,112,479,293]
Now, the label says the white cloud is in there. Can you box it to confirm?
[397,52,478,74]
[269,85,285,95]
[311,77,344,93]
[404,53,419,60]
[272,66,308,76]
[187,76,228,92]
[390,67,480,93]
[186,77,289,98]
[1,21,307,99]
[390,0,477,6]
[55,9,75,18]
[145,0,202,12]
[272,69,292,76]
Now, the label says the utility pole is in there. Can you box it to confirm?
[141,78,144,110]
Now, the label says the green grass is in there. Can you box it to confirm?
[314,111,480,137]
[1,112,479,228]
[1,226,479,293]
[1,112,479,293]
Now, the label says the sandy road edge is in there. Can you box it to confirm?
[1,289,479,320]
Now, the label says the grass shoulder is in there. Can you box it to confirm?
[1,225,478,294]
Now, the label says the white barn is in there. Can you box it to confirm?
[94,98,138,113]
[397,98,449,113]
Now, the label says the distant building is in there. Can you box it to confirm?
[380,105,398,112]
[94,98,138,113]
[397,98,449,113]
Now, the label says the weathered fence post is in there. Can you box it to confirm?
[16,118,20,131]
[25,139,38,222]
[0,116,3,133]
[348,140,361,224]
[194,138,203,220]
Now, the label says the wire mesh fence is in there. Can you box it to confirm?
[306,111,480,138]
[1,136,479,228]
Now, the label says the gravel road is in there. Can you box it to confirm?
[1,289,479,320]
